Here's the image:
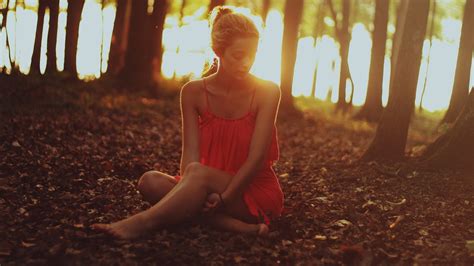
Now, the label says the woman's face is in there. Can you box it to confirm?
[219,36,259,80]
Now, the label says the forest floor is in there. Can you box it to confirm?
[1,74,473,265]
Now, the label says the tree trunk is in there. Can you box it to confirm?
[422,88,474,170]
[45,0,59,74]
[280,0,304,110]
[336,0,350,112]
[64,0,85,77]
[441,0,474,124]
[208,0,225,14]
[419,0,436,112]
[261,0,270,24]
[310,0,325,99]
[30,0,47,74]
[354,0,389,122]
[363,0,429,161]
[120,0,168,87]
[150,0,168,79]
[389,0,408,96]
[120,0,151,85]
[107,0,131,75]
[1,0,14,74]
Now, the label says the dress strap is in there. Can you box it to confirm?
[202,78,210,111]
[249,88,257,112]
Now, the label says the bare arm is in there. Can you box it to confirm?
[221,82,281,202]
[179,82,200,176]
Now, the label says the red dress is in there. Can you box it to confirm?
[174,79,284,225]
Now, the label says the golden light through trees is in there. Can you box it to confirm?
[0,0,472,111]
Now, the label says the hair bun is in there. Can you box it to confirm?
[210,6,233,26]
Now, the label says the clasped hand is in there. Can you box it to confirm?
[201,193,224,213]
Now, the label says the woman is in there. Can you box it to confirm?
[91,6,284,239]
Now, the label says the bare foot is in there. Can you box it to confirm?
[90,214,152,240]
[257,223,269,236]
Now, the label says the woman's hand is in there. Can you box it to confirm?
[201,193,223,213]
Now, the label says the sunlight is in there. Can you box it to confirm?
[250,9,283,84]
[0,1,471,112]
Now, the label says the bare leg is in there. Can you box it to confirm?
[91,163,261,239]
[204,213,269,236]
[137,171,269,236]
[136,171,178,205]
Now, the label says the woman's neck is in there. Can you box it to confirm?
[213,67,252,94]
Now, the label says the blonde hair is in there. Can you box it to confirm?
[209,6,260,56]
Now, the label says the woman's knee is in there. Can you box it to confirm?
[183,162,208,183]
[137,171,168,192]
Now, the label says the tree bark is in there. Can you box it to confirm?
[107,0,131,75]
[45,0,59,74]
[310,0,325,99]
[441,0,474,124]
[419,0,436,112]
[30,0,47,74]
[64,0,85,77]
[280,0,304,110]
[422,88,474,170]
[120,0,168,87]
[208,0,225,14]
[120,0,151,85]
[354,0,389,122]
[261,0,270,24]
[336,0,350,112]
[150,0,168,79]
[363,0,429,161]
[389,0,408,96]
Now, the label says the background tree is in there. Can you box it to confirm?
[45,0,59,74]
[280,0,304,110]
[441,0,474,124]
[120,0,168,87]
[261,0,270,24]
[419,0,437,112]
[64,0,85,77]
[310,0,326,99]
[30,0,47,74]
[107,0,131,75]
[422,88,474,170]
[1,0,15,74]
[150,0,169,80]
[327,0,354,112]
[354,0,389,122]
[363,0,430,161]
[209,0,225,14]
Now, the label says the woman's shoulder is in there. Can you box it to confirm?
[181,79,205,95]
[252,76,280,100]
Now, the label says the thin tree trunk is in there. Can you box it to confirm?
[310,0,325,99]
[64,0,85,77]
[1,0,15,74]
[261,0,270,25]
[419,0,436,112]
[354,0,389,122]
[336,0,350,112]
[150,0,168,80]
[30,0,47,74]
[100,0,105,74]
[441,0,474,124]
[208,0,225,14]
[107,0,131,75]
[363,0,430,161]
[45,0,59,74]
[280,0,304,110]
[422,88,474,170]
